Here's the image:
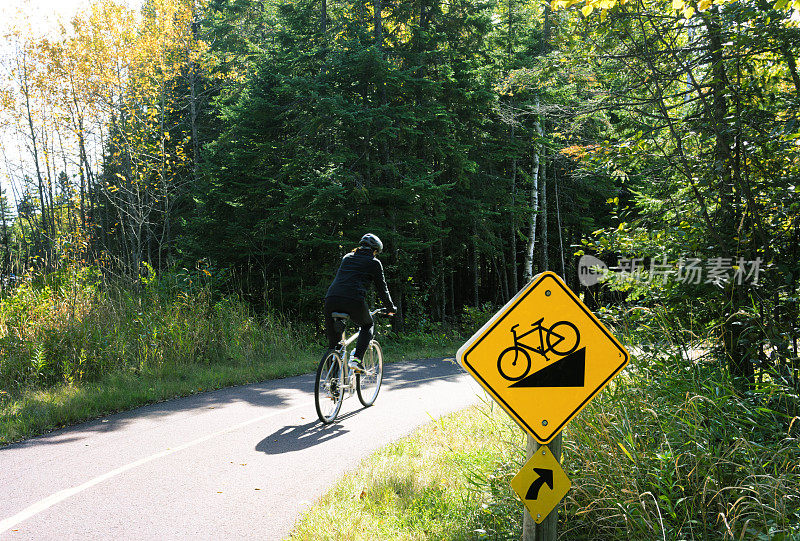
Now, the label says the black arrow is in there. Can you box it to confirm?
[509,347,586,388]
[526,468,554,500]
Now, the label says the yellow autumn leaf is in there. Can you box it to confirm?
[683,5,696,17]
[555,0,580,8]
[698,0,712,10]
[672,0,685,10]
[582,3,595,16]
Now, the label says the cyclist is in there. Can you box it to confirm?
[324,233,396,373]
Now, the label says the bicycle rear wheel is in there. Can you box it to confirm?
[357,341,383,407]
[315,349,344,424]
[497,346,531,381]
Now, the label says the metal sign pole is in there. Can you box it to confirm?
[523,433,563,541]
[522,434,537,540]
[536,432,562,540]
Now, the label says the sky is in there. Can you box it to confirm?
[1,0,143,40]
[0,0,142,204]
[2,0,100,36]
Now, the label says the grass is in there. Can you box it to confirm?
[290,340,800,540]
[290,401,522,541]
[556,347,800,540]
[0,358,317,444]
[0,267,462,445]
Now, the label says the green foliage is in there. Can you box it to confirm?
[562,359,799,537]
[0,265,467,443]
[183,0,620,323]
[0,266,311,401]
[461,302,498,334]
[575,0,800,385]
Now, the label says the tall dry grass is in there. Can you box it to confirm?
[0,266,316,443]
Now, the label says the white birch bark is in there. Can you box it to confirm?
[523,95,542,282]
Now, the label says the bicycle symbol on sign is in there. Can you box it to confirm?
[497,318,581,381]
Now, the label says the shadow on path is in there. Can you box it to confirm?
[255,409,364,454]
[253,357,467,456]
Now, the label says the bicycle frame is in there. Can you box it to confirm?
[341,327,360,349]
[510,319,549,356]
[334,308,386,391]
[336,308,385,344]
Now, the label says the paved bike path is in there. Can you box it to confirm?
[0,358,482,540]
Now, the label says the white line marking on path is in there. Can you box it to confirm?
[0,403,306,534]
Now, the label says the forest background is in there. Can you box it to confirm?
[1,0,798,388]
[1,0,799,537]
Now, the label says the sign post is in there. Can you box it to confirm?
[521,435,537,540]
[513,433,568,524]
[531,434,562,540]
[456,271,629,540]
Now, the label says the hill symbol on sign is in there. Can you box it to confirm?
[509,347,586,388]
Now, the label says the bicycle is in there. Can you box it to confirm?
[315,308,387,424]
[496,318,580,381]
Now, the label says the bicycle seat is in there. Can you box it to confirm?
[331,312,350,320]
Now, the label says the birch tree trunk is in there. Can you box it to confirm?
[539,147,548,272]
[473,224,479,307]
[523,96,542,282]
[511,125,519,293]
[189,15,200,181]
[22,64,51,268]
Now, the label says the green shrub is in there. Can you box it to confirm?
[461,302,498,335]
[0,266,328,443]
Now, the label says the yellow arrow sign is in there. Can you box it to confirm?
[511,445,571,523]
[457,271,629,443]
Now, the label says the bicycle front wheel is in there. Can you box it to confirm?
[357,341,383,407]
[547,321,580,356]
[315,349,344,424]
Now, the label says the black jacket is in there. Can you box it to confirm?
[326,248,395,309]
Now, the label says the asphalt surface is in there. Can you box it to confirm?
[0,357,482,540]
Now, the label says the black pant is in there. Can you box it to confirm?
[324,296,373,360]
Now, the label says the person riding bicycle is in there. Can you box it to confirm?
[325,233,396,373]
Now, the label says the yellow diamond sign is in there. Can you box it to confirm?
[457,271,629,443]
[511,444,571,523]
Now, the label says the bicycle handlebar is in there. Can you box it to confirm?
[371,308,394,317]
